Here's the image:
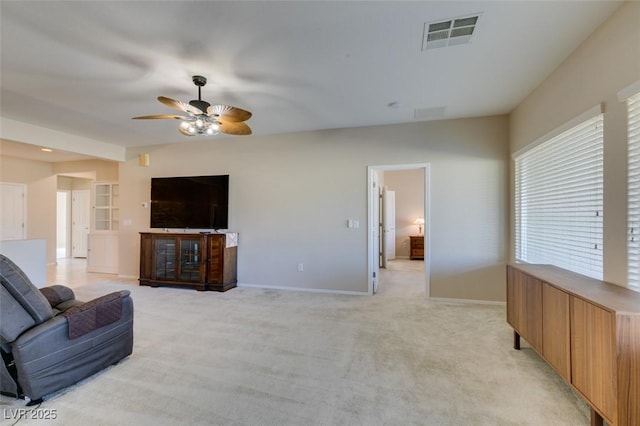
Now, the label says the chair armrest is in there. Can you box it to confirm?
[39,285,75,308]
[13,291,133,358]
[11,291,133,399]
[62,291,130,339]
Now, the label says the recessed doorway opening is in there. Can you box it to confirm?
[367,163,430,297]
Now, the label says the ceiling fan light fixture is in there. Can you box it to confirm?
[178,116,221,136]
[205,125,217,136]
[133,75,252,136]
[206,121,220,136]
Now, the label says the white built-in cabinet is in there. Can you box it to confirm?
[87,182,119,273]
[87,233,119,274]
[93,182,119,231]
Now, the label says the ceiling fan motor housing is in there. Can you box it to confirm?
[190,99,211,112]
[190,75,211,112]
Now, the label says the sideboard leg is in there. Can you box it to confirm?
[589,407,603,426]
[513,330,521,350]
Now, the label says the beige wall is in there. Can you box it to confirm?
[119,115,509,300]
[1,156,56,263]
[1,117,507,300]
[383,169,425,258]
[1,156,119,264]
[57,176,92,191]
[54,159,119,182]
[509,1,640,287]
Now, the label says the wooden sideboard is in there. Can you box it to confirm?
[506,264,640,426]
[409,236,424,260]
[139,232,237,291]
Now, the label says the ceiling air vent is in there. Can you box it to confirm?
[422,15,480,51]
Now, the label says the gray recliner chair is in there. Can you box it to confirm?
[0,254,133,405]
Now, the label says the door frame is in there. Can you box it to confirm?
[367,163,431,297]
[57,190,72,258]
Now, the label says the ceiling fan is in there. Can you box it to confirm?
[133,75,252,136]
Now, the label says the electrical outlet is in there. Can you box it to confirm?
[297,263,304,272]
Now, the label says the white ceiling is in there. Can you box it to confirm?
[0,1,622,161]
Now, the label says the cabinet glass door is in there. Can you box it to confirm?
[111,184,119,231]
[95,208,111,231]
[95,184,110,207]
[155,238,176,280]
[93,183,119,231]
[180,238,201,281]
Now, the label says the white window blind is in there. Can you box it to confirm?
[628,93,640,290]
[515,114,604,279]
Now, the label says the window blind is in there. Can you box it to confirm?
[515,114,604,280]
[628,93,640,290]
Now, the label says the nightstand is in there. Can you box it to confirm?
[409,236,424,260]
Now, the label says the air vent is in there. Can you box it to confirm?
[422,15,480,50]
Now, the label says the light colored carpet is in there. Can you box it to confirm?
[0,260,589,425]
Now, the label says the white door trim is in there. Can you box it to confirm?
[369,170,381,294]
[367,163,431,297]
[56,190,72,258]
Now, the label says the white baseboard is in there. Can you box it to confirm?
[238,282,369,296]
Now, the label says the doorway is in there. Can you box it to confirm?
[56,173,96,264]
[367,163,430,296]
[56,189,90,258]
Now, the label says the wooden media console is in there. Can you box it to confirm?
[139,232,237,291]
[506,264,640,426]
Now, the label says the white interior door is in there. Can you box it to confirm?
[0,183,26,240]
[382,187,396,266]
[71,189,90,258]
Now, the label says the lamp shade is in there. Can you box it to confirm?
[414,217,424,236]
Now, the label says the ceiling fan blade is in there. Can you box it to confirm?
[158,96,203,115]
[132,114,186,120]
[219,121,252,136]
[207,104,252,122]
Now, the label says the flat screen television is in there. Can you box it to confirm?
[150,175,229,230]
